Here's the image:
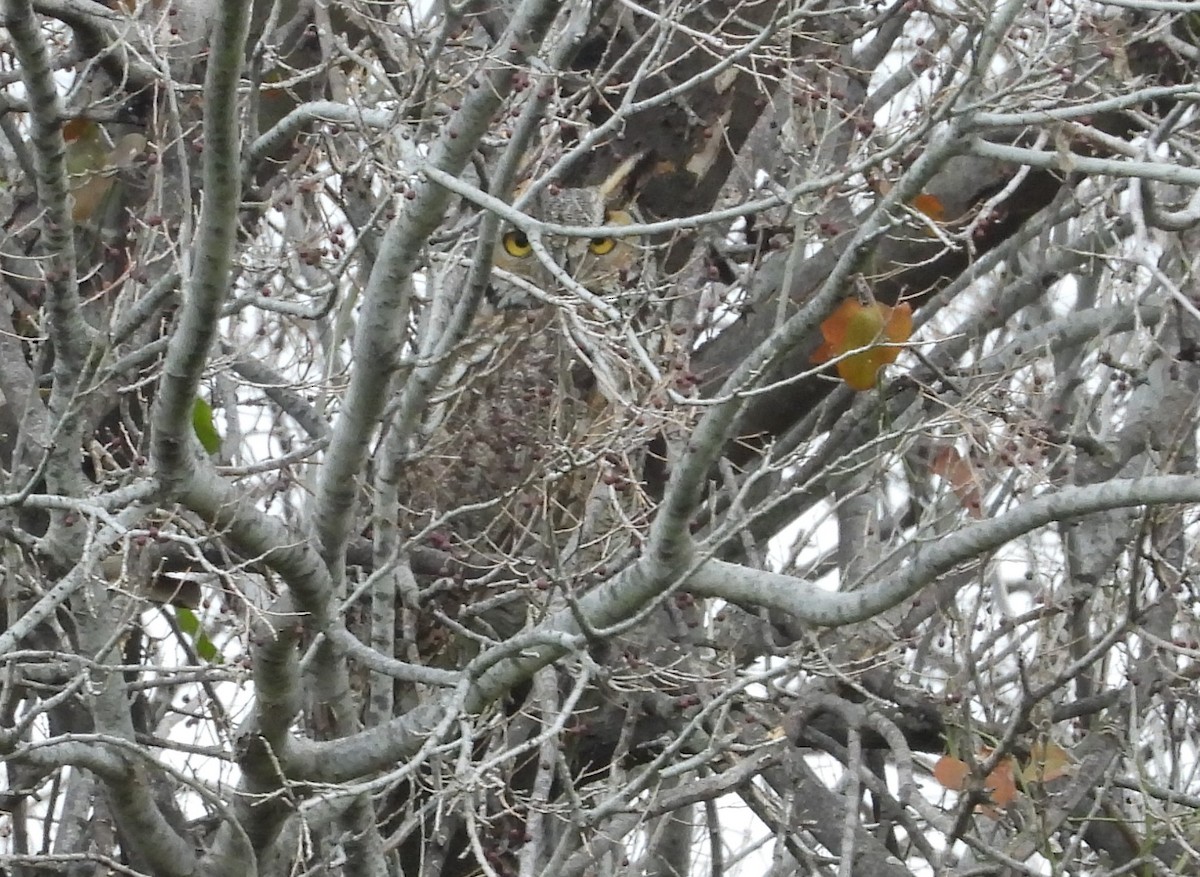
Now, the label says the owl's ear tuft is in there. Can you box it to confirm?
[596,151,655,210]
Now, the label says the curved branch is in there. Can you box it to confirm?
[5,0,88,419]
[968,137,1200,186]
[688,474,1200,626]
[151,0,250,490]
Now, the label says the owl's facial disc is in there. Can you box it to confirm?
[490,202,638,301]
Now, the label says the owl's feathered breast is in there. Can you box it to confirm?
[400,307,590,549]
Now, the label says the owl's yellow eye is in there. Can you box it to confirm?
[501,230,532,257]
[589,237,617,255]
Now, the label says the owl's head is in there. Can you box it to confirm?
[490,161,646,306]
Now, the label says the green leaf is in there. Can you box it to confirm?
[175,607,221,663]
[192,397,222,454]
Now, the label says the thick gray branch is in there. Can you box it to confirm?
[151,0,251,487]
[689,475,1200,626]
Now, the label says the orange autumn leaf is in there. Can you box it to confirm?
[933,752,1018,810]
[811,298,913,390]
[1021,741,1073,783]
[62,118,95,143]
[931,446,983,519]
[932,754,969,790]
[985,757,1020,807]
[868,174,946,223]
[934,743,1072,813]
[910,192,946,222]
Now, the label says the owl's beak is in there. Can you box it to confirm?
[561,240,589,280]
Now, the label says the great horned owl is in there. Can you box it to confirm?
[490,184,643,305]
[399,167,663,566]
